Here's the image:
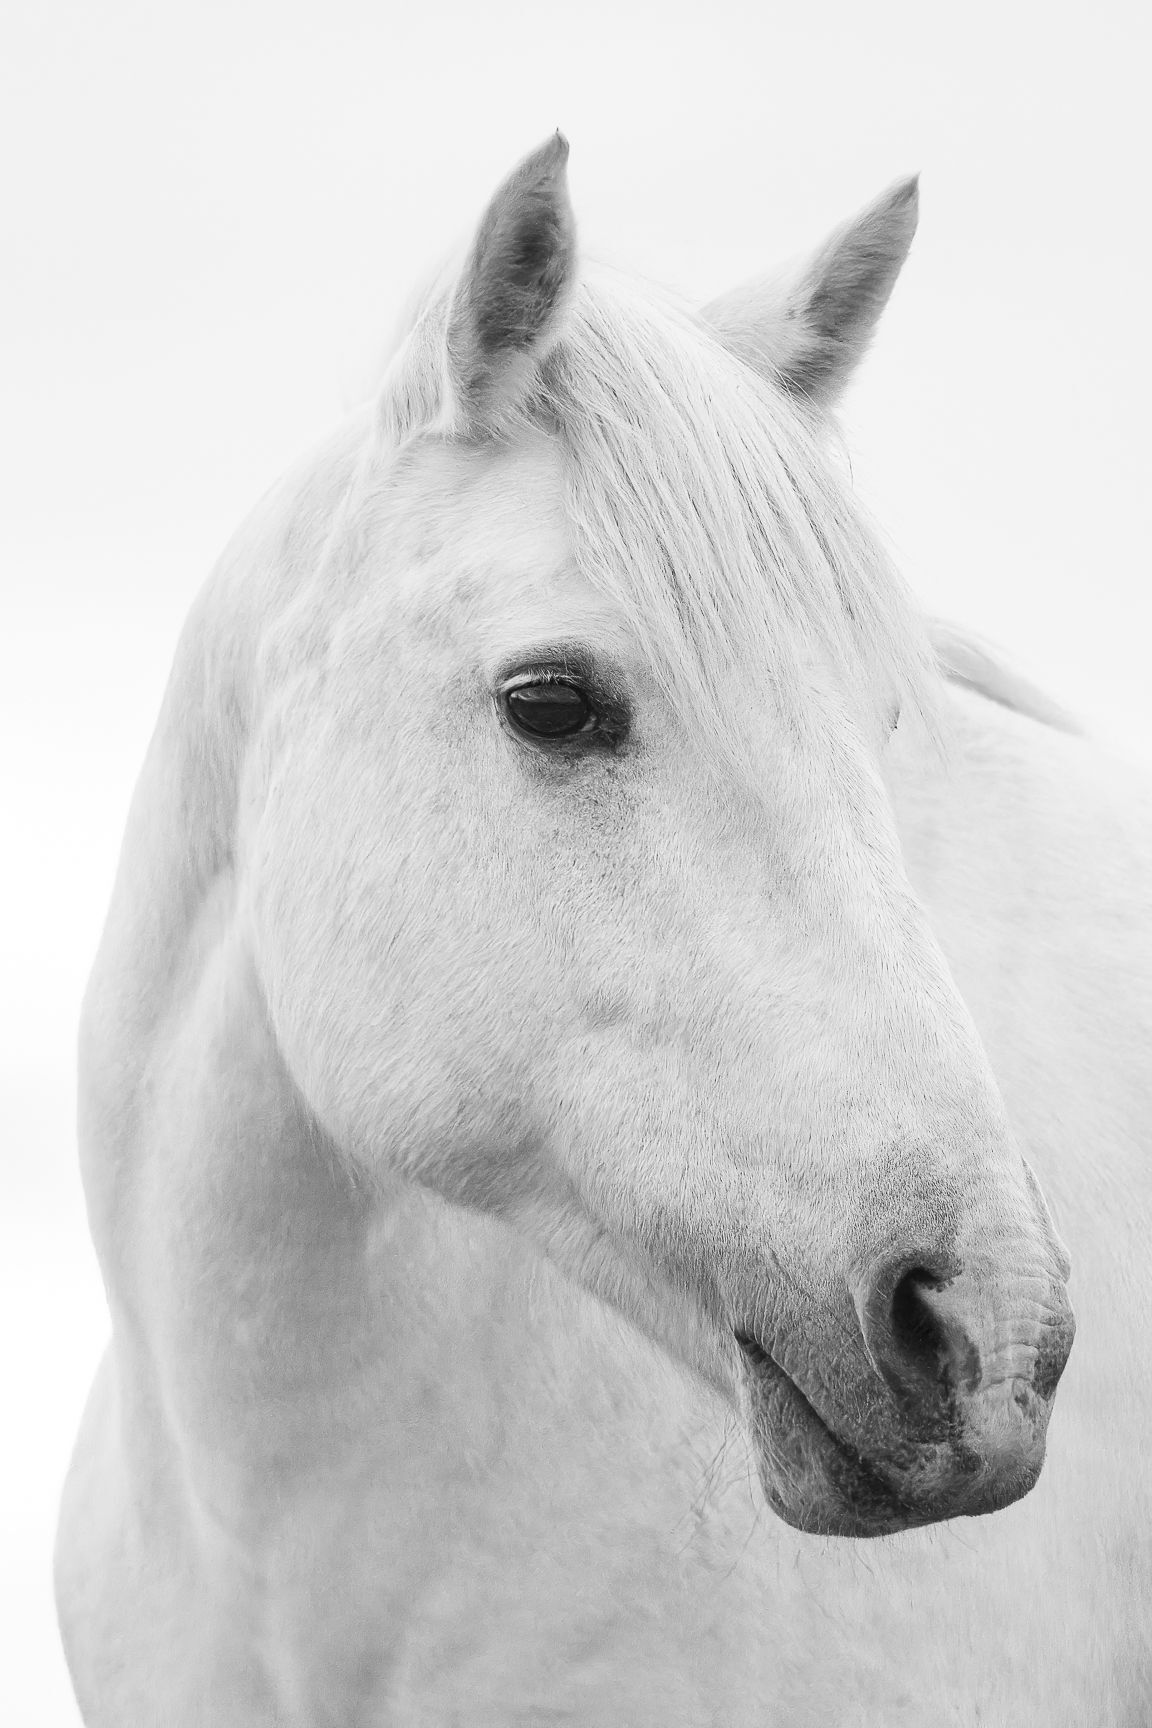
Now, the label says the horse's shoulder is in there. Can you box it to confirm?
[928,620,1083,735]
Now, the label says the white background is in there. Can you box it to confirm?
[3,1,1148,1719]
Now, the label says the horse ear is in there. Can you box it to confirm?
[445,133,576,432]
[701,177,919,410]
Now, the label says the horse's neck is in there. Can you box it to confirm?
[887,685,1152,1254]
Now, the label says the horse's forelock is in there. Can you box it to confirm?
[544,270,941,769]
[379,263,941,772]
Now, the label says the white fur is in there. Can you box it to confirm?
[54,151,1148,1726]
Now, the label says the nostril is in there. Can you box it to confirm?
[856,1247,1071,1444]
[859,1259,982,1421]
[889,1268,954,1390]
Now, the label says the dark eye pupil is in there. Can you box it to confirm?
[506,681,592,738]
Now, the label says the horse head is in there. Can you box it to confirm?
[246,136,1073,1537]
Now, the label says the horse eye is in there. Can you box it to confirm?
[504,680,595,740]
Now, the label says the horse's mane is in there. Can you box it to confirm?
[385,264,942,773]
[383,268,1085,756]
[549,271,944,762]
[928,620,1083,735]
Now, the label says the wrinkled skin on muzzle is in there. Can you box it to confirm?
[733,1151,1074,1536]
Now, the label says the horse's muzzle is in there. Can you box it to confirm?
[736,1255,1075,1538]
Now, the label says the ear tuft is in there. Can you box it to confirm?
[703,176,920,411]
[446,133,576,429]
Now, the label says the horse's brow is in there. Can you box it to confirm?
[489,637,630,689]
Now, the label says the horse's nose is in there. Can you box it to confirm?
[858,1258,977,1430]
[856,1252,1074,1435]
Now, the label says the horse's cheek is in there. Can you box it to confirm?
[243,730,538,1180]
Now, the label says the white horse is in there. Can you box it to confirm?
[55,137,1149,1725]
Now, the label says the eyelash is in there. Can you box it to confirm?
[501,674,598,742]
[496,664,630,751]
